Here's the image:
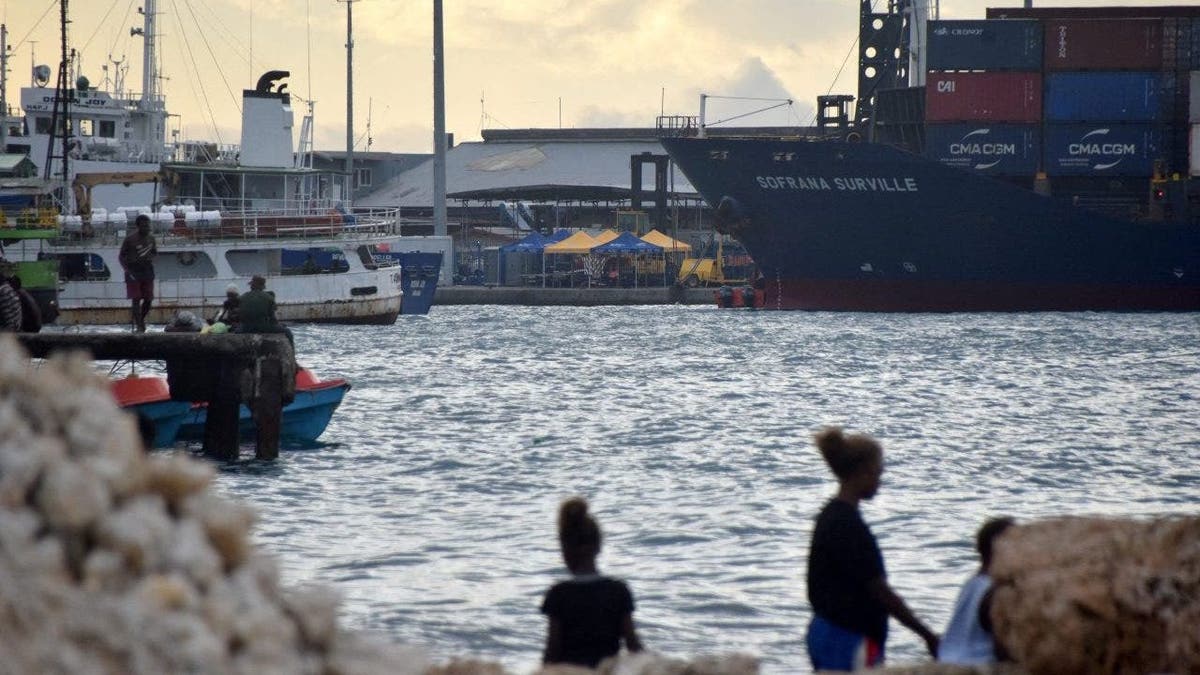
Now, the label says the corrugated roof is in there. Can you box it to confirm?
[357,139,699,208]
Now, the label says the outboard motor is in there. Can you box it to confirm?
[742,285,758,309]
[717,285,735,308]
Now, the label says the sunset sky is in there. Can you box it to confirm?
[2,0,1177,153]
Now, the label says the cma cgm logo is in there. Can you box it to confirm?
[1068,128,1136,170]
[949,129,1016,170]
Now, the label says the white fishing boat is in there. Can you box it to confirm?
[2,1,450,325]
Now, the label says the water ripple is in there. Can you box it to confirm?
[210,307,1200,673]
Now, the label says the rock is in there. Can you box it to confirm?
[989,517,1200,675]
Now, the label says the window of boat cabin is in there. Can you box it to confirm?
[98,120,116,138]
[355,167,372,188]
[34,117,52,135]
[78,119,94,137]
[51,253,111,282]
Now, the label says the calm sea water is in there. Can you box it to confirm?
[210,306,1199,673]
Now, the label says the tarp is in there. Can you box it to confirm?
[500,231,550,253]
[548,229,572,242]
[544,231,598,254]
[591,231,663,254]
[592,229,620,245]
[640,229,691,253]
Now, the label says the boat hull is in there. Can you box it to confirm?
[661,137,1200,312]
[130,399,194,448]
[176,383,350,443]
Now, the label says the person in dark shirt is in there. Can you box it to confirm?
[806,427,939,670]
[541,497,643,669]
[118,214,157,332]
[236,275,294,348]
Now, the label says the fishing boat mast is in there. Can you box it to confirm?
[339,0,356,204]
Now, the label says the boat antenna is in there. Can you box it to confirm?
[337,0,357,203]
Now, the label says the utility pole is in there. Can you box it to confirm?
[338,0,357,202]
[432,0,447,237]
[1,24,8,151]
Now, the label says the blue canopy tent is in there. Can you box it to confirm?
[500,231,550,253]
[590,231,663,288]
[548,229,572,243]
[499,231,551,285]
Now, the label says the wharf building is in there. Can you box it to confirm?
[356,125,815,285]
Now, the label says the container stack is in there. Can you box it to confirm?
[1042,19,1165,179]
[924,19,1043,178]
[925,11,1199,185]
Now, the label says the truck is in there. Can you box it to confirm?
[676,236,755,287]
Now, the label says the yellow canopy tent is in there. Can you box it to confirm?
[640,229,692,253]
[592,229,620,245]
[544,231,599,254]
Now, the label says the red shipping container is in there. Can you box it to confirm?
[925,72,1043,123]
[1044,19,1163,71]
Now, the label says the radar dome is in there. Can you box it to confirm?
[76,75,90,92]
[33,65,51,87]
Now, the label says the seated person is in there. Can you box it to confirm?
[163,310,202,333]
[236,275,294,347]
[212,283,241,328]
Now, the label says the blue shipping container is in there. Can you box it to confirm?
[924,124,1040,175]
[927,20,1043,71]
[1045,72,1164,122]
[1043,124,1163,176]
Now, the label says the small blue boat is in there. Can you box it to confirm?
[115,369,351,446]
[110,375,195,449]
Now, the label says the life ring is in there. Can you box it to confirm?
[176,251,198,266]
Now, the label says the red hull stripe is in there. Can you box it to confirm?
[763,279,1200,312]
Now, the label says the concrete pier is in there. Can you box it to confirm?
[434,285,715,306]
[16,333,295,461]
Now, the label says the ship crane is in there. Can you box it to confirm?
[695,94,794,139]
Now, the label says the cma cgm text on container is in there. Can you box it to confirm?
[924,124,1040,175]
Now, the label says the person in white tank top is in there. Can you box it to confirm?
[939,517,1016,665]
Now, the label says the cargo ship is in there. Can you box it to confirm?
[661,2,1200,311]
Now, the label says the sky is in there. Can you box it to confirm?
[2,0,1191,154]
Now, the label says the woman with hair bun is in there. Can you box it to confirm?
[805,427,939,670]
[541,497,643,668]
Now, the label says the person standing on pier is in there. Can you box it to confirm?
[806,427,939,670]
[541,497,643,669]
[119,214,157,332]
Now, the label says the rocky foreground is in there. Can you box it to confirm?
[0,336,1196,674]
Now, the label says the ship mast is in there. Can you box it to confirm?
[43,0,71,185]
[138,0,158,108]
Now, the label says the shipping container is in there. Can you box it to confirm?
[1043,18,1163,70]
[1044,124,1164,176]
[1045,72,1164,122]
[1191,72,1200,123]
[927,19,1042,71]
[924,123,1040,175]
[1191,124,1200,176]
[925,72,1042,123]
